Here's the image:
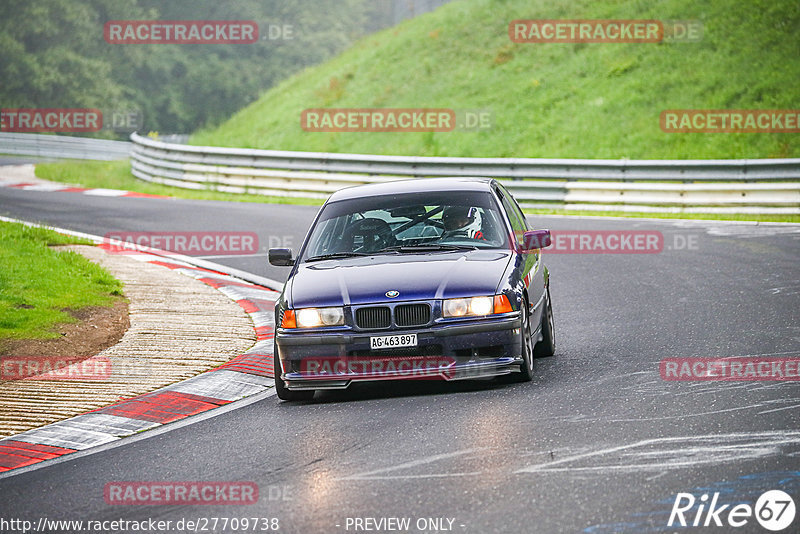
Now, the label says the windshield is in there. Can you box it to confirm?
[301,190,508,261]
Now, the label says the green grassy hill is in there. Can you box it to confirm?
[191,0,799,159]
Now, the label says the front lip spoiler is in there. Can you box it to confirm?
[276,313,521,346]
[284,358,518,390]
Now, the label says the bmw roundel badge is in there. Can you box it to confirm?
[386,290,400,298]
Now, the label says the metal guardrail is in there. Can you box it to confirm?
[0,132,131,161]
[130,133,800,214]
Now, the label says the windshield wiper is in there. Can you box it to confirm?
[378,244,477,253]
[305,252,370,262]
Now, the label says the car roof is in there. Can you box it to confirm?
[327,177,496,202]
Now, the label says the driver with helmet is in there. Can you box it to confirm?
[441,206,483,240]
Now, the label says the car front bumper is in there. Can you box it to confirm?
[275,313,522,390]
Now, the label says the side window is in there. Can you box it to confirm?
[506,188,529,231]
[497,186,527,246]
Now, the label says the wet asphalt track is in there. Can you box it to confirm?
[0,185,799,533]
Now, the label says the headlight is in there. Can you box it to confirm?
[443,296,496,317]
[291,307,345,328]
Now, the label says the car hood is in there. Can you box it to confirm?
[289,250,512,308]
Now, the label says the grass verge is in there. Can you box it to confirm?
[192,0,799,160]
[0,221,124,344]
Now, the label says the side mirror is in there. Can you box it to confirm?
[522,230,551,251]
[269,248,295,266]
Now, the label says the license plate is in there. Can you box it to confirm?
[370,334,418,350]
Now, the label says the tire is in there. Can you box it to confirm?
[502,296,534,383]
[274,347,314,401]
[533,286,555,358]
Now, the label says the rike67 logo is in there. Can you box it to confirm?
[669,490,795,531]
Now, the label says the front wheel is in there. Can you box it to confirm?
[274,348,314,401]
[503,297,534,383]
[533,286,555,358]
